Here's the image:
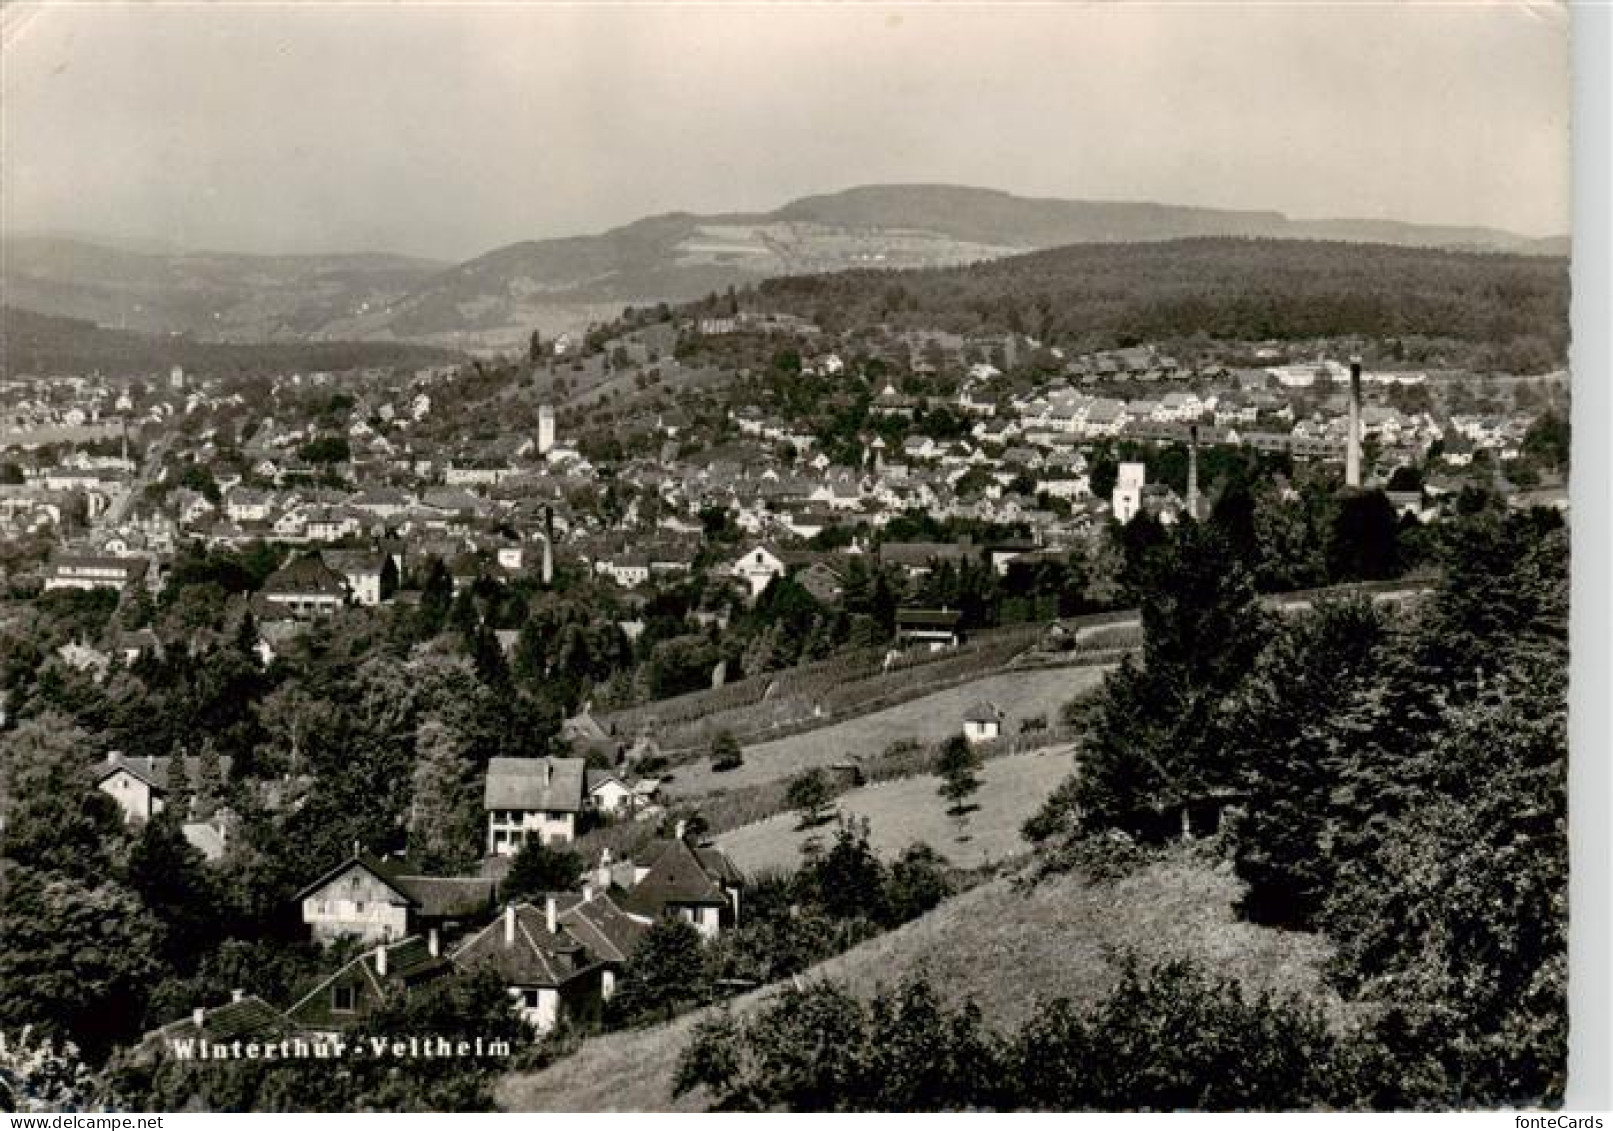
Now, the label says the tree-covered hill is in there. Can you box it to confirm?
[742,237,1569,368]
[0,306,459,379]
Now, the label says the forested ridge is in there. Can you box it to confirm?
[1,306,458,379]
[739,238,1568,368]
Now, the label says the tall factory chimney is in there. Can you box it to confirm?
[1186,424,1201,520]
[1345,356,1363,488]
[541,505,555,586]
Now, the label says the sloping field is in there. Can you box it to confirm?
[716,747,1078,873]
[494,849,1337,1112]
[664,666,1107,798]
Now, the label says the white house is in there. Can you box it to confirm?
[484,757,587,855]
[730,544,786,599]
[1112,462,1147,524]
[962,701,1005,744]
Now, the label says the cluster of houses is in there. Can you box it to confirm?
[103,745,734,1052]
[140,828,743,1055]
[9,328,1565,615]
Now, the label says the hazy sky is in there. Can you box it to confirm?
[1,2,1571,262]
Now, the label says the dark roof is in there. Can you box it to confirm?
[140,995,288,1055]
[695,845,745,888]
[293,852,419,906]
[94,752,236,794]
[585,767,624,793]
[452,904,596,989]
[484,757,587,813]
[262,552,349,596]
[555,893,650,964]
[392,874,496,920]
[323,549,384,575]
[895,607,962,628]
[293,851,494,918]
[963,700,1005,724]
[562,711,611,742]
[285,936,451,1030]
[877,541,978,568]
[620,838,733,917]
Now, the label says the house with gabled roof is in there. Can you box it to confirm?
[285,934,454,1038]
[135,992,289,1063]
[484,757,588,855]
[962,701,1006,744]
[451,898,612,1033]
[611,837,743,940]
[730,542,787,600]
[895,607,963,651]
[93,750,235,825]
[295,850,496,944]
[257,551,350,619]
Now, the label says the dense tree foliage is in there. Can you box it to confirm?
[1026,499,1569,1107]
[676,959,1339,1111]
[741,239,1568,369]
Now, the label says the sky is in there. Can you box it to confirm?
[0,1,1572,263]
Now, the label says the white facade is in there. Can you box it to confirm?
[342,568,382,607]
[672,903,723,940]
[487,808,577,856]
[99,768,161,822]
[511,986,562,1033]
[538,405,556,455]
[963,718,1002,744]
[731,546,786,599]
[302,865,412,945]
[1112,462,1147,524]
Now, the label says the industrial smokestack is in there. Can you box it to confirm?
[1187,424,1201,520]
[1346,357,1363,488]
[542,506,555,586]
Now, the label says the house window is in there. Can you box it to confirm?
[354,901,365,913]
[521,989,541,1009]
[332,986,356,1013]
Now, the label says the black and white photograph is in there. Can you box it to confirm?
[0,0,1602,1116]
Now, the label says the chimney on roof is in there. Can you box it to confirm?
[674,819,687,842]
[582,881,595,902]
[504,903,516,947]
[428,928,440,958]
[1346,357,1364,488]
[375,944,388,978]
[192,1005,206,1029]
[107,749,119,765]
[546,895,558,935]
[352,839,361,857]
[231,988,245,1003]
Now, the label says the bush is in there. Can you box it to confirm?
[710,730,744,772]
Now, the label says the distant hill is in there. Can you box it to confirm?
[345,186,1568,349]
[0,305,457,379]
[3,186,1567,351]
[775,185,1568,256]
[0,236,445,342]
